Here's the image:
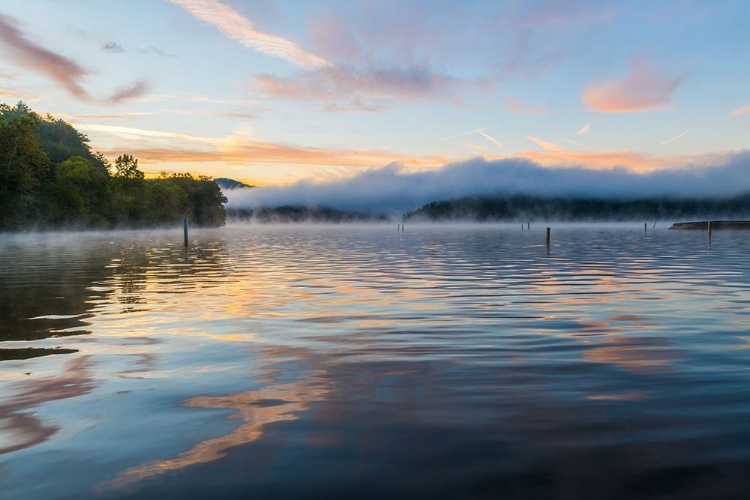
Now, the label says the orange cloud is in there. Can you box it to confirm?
[582,58,686,113]
[500,147,729,174]
[99,141,452,170]
[506,97,550,115]
[730,105,750,116]
[526,135,561,152]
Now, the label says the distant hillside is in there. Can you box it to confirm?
[404,193,750,222]
[215,177,254,190]
[227,205,388,223]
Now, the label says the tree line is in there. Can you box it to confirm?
[0,102,227,231]
[403,194,750,222]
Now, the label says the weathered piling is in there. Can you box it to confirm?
[545,227,550,246]
[645,223,647,233]
[708,220,712,242]
[184,218,189,247]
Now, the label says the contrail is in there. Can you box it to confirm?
[660,127,697,146]
[477,127,503,148]
[576,123,591,135]
[436,127,495,142]
[437,126,502,148]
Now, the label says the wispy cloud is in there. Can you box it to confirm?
[660,127,696,146]
[506,97,550,115]
[730,105,750,116]
[0,14,148,104]
[0,14,89,100]
[0,89,43,102]
[460,140,488,151]
[168,0,329,69]
[563,138,593,149]
[106,80,150,105]
[101,41,124,53]
[55,111,154,121]
[576,123,591,135]
[582,57,687,113]
[526,135,561,152]
[77,124,221,144]
[254,63,468,111]
[136,45,177,58]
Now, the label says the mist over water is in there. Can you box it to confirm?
[2,225,750,499]
[226,152,750,213]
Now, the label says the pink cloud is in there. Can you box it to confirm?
[0,15,148,104]
[506,97,550,115]
[169,0,329,69]
[582,58,687,113]
[730,105,750,116]
[0,14,89,99]
[254,64,468,111]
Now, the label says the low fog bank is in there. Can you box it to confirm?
[225,152,750,214]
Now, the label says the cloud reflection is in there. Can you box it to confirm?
[0,356,96,454]
[108,375,327,490]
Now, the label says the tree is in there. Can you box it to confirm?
[0,112,50,229]
[110,154,147,225]
[114,154,143,179]
[47,156,109,226]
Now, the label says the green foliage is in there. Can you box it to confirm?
[0,102,228,231]
[160,173,228,227]
[403,194,750,222]
[0,110,50,229]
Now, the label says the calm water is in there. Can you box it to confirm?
[1,224,749,499]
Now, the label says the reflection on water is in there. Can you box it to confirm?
[1,225,750,499]
[108,362,328,492]
[0,356,95,454]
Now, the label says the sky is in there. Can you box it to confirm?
[0,0,749,209]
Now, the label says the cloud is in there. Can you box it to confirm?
[0,14,89,100]
[101,41,124,53]
[77,124,220,144]
[253,63,466,111]
[526,135,561,152]
[0,14,148,104]
[730,105,750,116]
[225,152,750,213]
[0,89,43,102]
[582,58,687,113]
[576,123,591,135]
[562,139,593,149]
[136,45,177,58]
[106,80,150,104]
[506,97,550,115]
[460,140,488,151]
[168,0,329,69]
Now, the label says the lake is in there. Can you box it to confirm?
[1,224,749,499]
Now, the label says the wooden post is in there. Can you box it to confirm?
[528,222,530,230]
[545,227,550,246]
[708,220,712,242]
[184,218,189,247]
[645,223,647,233]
